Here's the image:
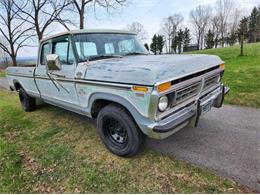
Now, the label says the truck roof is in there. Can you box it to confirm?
[40,29,137,43]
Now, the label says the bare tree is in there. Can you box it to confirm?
[15,0,71,41]
[126,22,148,42]
[0,0,34,66]
[0,41,9,67]
[211,16,221,48]
[190,5,211,50]
[215,0,235,47]
[70,0,128,29]
[161,14,184,53]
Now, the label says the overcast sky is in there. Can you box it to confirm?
[20,0,259,57]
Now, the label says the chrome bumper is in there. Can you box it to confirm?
[145,85,229,139]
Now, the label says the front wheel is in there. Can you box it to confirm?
[18,88,36,112]
[97,104,145,157]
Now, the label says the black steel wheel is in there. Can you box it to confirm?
[18,88,36,112]
[97,104,145,157]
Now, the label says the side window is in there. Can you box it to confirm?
[52,38,74,65]
[105,43,115,54]
[40,43,50,65]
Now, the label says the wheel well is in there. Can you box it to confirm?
[14,82,22,91]
[91,99,132,119]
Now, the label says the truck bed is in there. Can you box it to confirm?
[6,67,40,98]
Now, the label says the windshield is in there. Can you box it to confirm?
[73,33,148,62]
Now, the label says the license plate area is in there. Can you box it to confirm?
[201,100,213,115]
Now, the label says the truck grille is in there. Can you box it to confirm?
[203,74,219,91]
[173,82,201,105]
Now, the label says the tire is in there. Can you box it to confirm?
[18,88,36,112]
[97,104,145,157]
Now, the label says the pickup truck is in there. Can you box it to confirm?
[6,29,229,157]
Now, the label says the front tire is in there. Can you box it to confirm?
[18,88,36,112]
[97,104,145,157]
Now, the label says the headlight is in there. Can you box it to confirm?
[158,96,169,112]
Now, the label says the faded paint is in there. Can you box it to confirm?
[84,54,223,86]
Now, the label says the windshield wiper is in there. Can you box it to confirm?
[89,55,122,61]
[123,52,148,56]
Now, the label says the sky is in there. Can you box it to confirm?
[20,0,259,57]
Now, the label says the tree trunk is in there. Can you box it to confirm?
[240,34,244,56]
[11,55,17,67]
[79,8,84,29]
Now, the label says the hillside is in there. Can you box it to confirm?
[190,43,260,108]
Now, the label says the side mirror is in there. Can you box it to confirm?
[46,54,61,71]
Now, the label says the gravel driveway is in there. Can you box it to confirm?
[1,77,259,191]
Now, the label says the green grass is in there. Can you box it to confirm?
[0,70,5,77]
[0,89,250,193]
[190,42,260,108]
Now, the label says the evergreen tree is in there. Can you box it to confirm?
[157,35,164,54]
[238,17,249,56]
[176,29,184,54]
[150,34,165,55]
[171,37,178,53]
[150,35,158,54]
[226,32,237,46]
[248,7,258,43]
[183,28,191,47]
[205,30,215,49]
[144,43,150,52]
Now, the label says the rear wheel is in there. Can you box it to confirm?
[97,104,145,157]
[18,88,36,112]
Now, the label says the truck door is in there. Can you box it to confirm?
[35,36,81,112]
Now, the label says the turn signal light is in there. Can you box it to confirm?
[132,86,148,93]
[157,82,171,93]
[220,64,225,70]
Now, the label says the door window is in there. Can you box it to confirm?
[52,38,74,65]
[40,43,50,65]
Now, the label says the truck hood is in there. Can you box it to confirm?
[84,54,224,86]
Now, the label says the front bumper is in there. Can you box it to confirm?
[144,85,230,139]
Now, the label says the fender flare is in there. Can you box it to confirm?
[88,92,151,131]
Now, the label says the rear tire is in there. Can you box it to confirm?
[97,104,145,157]
[18,88,36,112]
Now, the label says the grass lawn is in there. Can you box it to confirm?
[190,42,260,108]
[0,70,5,77]
[0,89,250,193]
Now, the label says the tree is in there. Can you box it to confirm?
[205,30,215,49]
[150,35,158,55]
[176,29,184,54]
[215,0,235,47]
[157,35,164,54]
[15,0,71,41]
[190,5,211,50]
[171,37,178,53]
[0,0,34,66]
[238,17,248,56]
[70,0,128,29]
[183,28,191,47]
[127,22,148,42]
[144,43,149,52]
[226,32,237,46]
[248,6,260,43]
[211,16,221,48]
[150,35,164,55]
[161,14,184,53]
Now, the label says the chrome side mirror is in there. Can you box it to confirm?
[46,54,61,71]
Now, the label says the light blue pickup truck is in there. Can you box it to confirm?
[6,29,229,157]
